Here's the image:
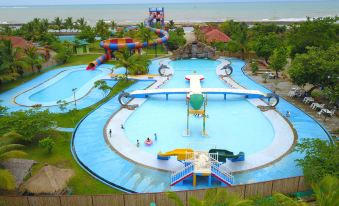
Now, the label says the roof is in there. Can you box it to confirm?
[205,29,231,43]
[0,36,32,48]
[200,26,216,34]
[20,165,74,195]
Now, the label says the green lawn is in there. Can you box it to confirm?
[24,132,121,195]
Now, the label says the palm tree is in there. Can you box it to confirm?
[64,17,73,32]
[24,46,44,73]
[0,132,26,190]
[112,49,151,78]
[312,175,339,206]
[76,17,87,30]
[0,40,28,83]
[167,188,253,206]
[95,19,110,40]
[139,27,152,54]
[110,20,117,30]
[168,20,175,30]
[53,17,63,32]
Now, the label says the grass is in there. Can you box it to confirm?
[24,132,121,195]
[52,80,134,128]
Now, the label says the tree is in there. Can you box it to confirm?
[295,139,339,184]
[110,20,117,30]
[166,29,186,51]
[167,188,253,206]
[0,109,55,142]
[76,17,87,30]
[252,33,282,63]
[39,137,55,153]
[139,27,153,53]
[225,22,250,59]
[24,46,44,73]
[250,59,259,75]
[288,44,339,93]
[0,25,13,35]
[56,100,69,113]
[95,19,110,40]
[52,17,63,32]
[77,25,96,43]
[112,49,151,78]
[94,80,111,96]
[0,132,26,190]
[64,17,73,32]
[269,47,288,78]
[167,20,175,30]
[287,17,338,57]
[312,175,339,206]
[0,40,27,83]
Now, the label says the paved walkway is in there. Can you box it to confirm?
[245,67,338,136]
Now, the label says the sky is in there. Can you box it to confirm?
[0,0,324,6]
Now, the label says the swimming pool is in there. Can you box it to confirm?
[71,57,330,193]
[14,66,111,107]
[124,59,275,156]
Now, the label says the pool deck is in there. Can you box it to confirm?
[105,59,296,173]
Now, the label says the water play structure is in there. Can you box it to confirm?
[86,27,169,70]
[158,149,235,186]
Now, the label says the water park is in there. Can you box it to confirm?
[0,5,338,206]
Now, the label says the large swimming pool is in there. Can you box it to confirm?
[125,59,275,155]
[29,70,102,102]
[14,66,111,107]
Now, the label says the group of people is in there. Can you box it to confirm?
[108,127,159,148]
[137,133,157,147]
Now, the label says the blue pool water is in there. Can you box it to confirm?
[125,59,274,155]
[29,69,102,102]
[70,58,330,193]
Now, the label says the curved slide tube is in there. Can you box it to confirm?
[209,149,245,162]
[87,27,169,70]
[157,149,194,160]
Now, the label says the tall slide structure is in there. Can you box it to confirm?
[86,27,169,70]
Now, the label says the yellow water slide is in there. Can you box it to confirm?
[157,149,194,160]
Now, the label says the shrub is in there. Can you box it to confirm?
[295,139,339,184]
[39,137,55,153]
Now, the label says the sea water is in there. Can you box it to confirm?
[0,1,338,24]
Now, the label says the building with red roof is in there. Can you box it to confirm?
[0,36,32,48]
[205,29,231,43]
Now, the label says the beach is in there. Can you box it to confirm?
[0,1,338,25]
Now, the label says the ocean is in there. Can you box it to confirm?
[0,1,338,25]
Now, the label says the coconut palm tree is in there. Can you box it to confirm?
[76,17,87,30]
[52,17,63,32]
[0,40,28,83]
[110,20,117,30]
[64,17,74,32]
[312,175,339,206]
[95,19,110,40]
[139,27,153,54]
[0,132,26,190]
[24,46,44,73]
[112,49,150,78]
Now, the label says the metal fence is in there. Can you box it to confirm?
[0,176,310,206]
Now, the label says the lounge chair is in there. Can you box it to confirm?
[318,108,336,116]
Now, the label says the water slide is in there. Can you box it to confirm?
[157,149,194,160]
[86,27,169,70]
[209,149,245,162]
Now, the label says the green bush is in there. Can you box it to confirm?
[311,90,325,99]
[39,137,55,153]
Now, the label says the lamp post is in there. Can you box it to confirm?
[72,88,77,109]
